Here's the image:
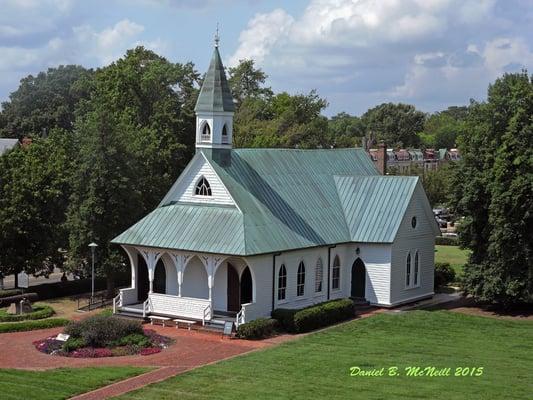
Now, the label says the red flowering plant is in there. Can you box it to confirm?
[33,315,173,358]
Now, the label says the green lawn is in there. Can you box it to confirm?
[435,245,470,274]
[0,367,150,400]
[118,311,532,400]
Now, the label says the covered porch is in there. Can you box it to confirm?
[113,245,258,327]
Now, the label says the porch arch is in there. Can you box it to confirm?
[182,256,209,299]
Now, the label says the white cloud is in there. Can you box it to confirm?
[230,0,532,114]
[229,9,294,66]
[73,19,146,65]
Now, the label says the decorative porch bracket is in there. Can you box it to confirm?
[168,252,193,297]
[139,248,162,294]
[200,255,226,307]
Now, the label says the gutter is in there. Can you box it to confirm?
[272,252,282,313]
[327,245,336,300]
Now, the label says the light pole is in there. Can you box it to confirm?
[88,242,98,300]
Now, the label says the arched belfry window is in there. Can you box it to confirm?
[221,123,228,143]
[201,122,211,141]
[195,176,212,196]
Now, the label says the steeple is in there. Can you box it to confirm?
[195,34,235,150]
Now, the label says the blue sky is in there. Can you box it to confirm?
[0,0,531,115]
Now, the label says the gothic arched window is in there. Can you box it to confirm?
[332,255,341,290]
[201,122,211,141]
[315,258,323,293]
[278,264,287,301]
[221,123,228,143]
[297,261,306,297]
[195,176,212,196]
[406,253,412,286]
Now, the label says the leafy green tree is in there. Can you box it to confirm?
[421,108,468,149]
[0,131,75,285]
[228,59,273,106]
[0,65,93,138]
[421,163,457,207]
[452,71,533,306]
[66,47,199,295]
[327,112,365,147]
[362,103,425,147]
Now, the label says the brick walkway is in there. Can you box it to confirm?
[0,308,385,399]
[0,324,272,370]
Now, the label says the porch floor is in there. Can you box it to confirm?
[117,302,236,325]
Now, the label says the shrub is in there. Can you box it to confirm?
[62,337,86,352]
[236,318,278,339]
[436,236,458,246]
[0,293,39,307]
[273,299,356,334]
[140,347,162,356]
[0,304,55,322]
[293,299,355,333]
[0,289,22,298]
[0,318,69,333]
[111,333,151,348]
[65,315,143,347]
[271,308,298,333]
[434,262,456,289]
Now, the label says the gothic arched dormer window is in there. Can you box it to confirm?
[195,176,212,196]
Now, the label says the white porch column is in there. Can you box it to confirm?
[140,249,162,295]
[121,245,138,289]
[201,255,225,308]
[169,252,192,298]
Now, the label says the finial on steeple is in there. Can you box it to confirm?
[214,23,220,48]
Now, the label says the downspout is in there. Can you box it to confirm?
[272,252,282,313]
[327,245,337,300]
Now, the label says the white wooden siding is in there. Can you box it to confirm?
[171,156,234,206]
[182,257,209,299]
[390,184,435,305]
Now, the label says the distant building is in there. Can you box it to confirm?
[0,138,19,156]
[368,146,460,174]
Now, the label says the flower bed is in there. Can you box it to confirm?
[33,315,173,358]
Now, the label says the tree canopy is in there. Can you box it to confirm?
[362,102,425,147]
[0,65,93,139]
[452,71,532,305]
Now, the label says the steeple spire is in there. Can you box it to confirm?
[214,23,220,48]
[194,39,235,150]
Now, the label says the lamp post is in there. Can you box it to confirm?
[88,242,98,300]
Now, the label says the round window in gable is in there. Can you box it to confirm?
[411,216,417,228]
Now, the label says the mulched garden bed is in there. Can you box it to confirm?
[33,328,173,358]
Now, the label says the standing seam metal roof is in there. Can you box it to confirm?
[194,47,235,113]
[112,148,434,255]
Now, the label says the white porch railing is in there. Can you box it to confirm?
[112,287,137,314]
[235,302,257,328]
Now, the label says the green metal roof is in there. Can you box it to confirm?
[335,175,418,243]
[194,47,235,113]
[113,204,245,255]
[113,148,435,255]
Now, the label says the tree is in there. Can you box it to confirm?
[421,163,457,207]
[421,107,468,149]
[362,103,425,147]
[65,47,199,295]
[327,112,365,147]
[0,131,75,284]
[452,71,533,306]
[228,59,273,106]
[0,65,93,138]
